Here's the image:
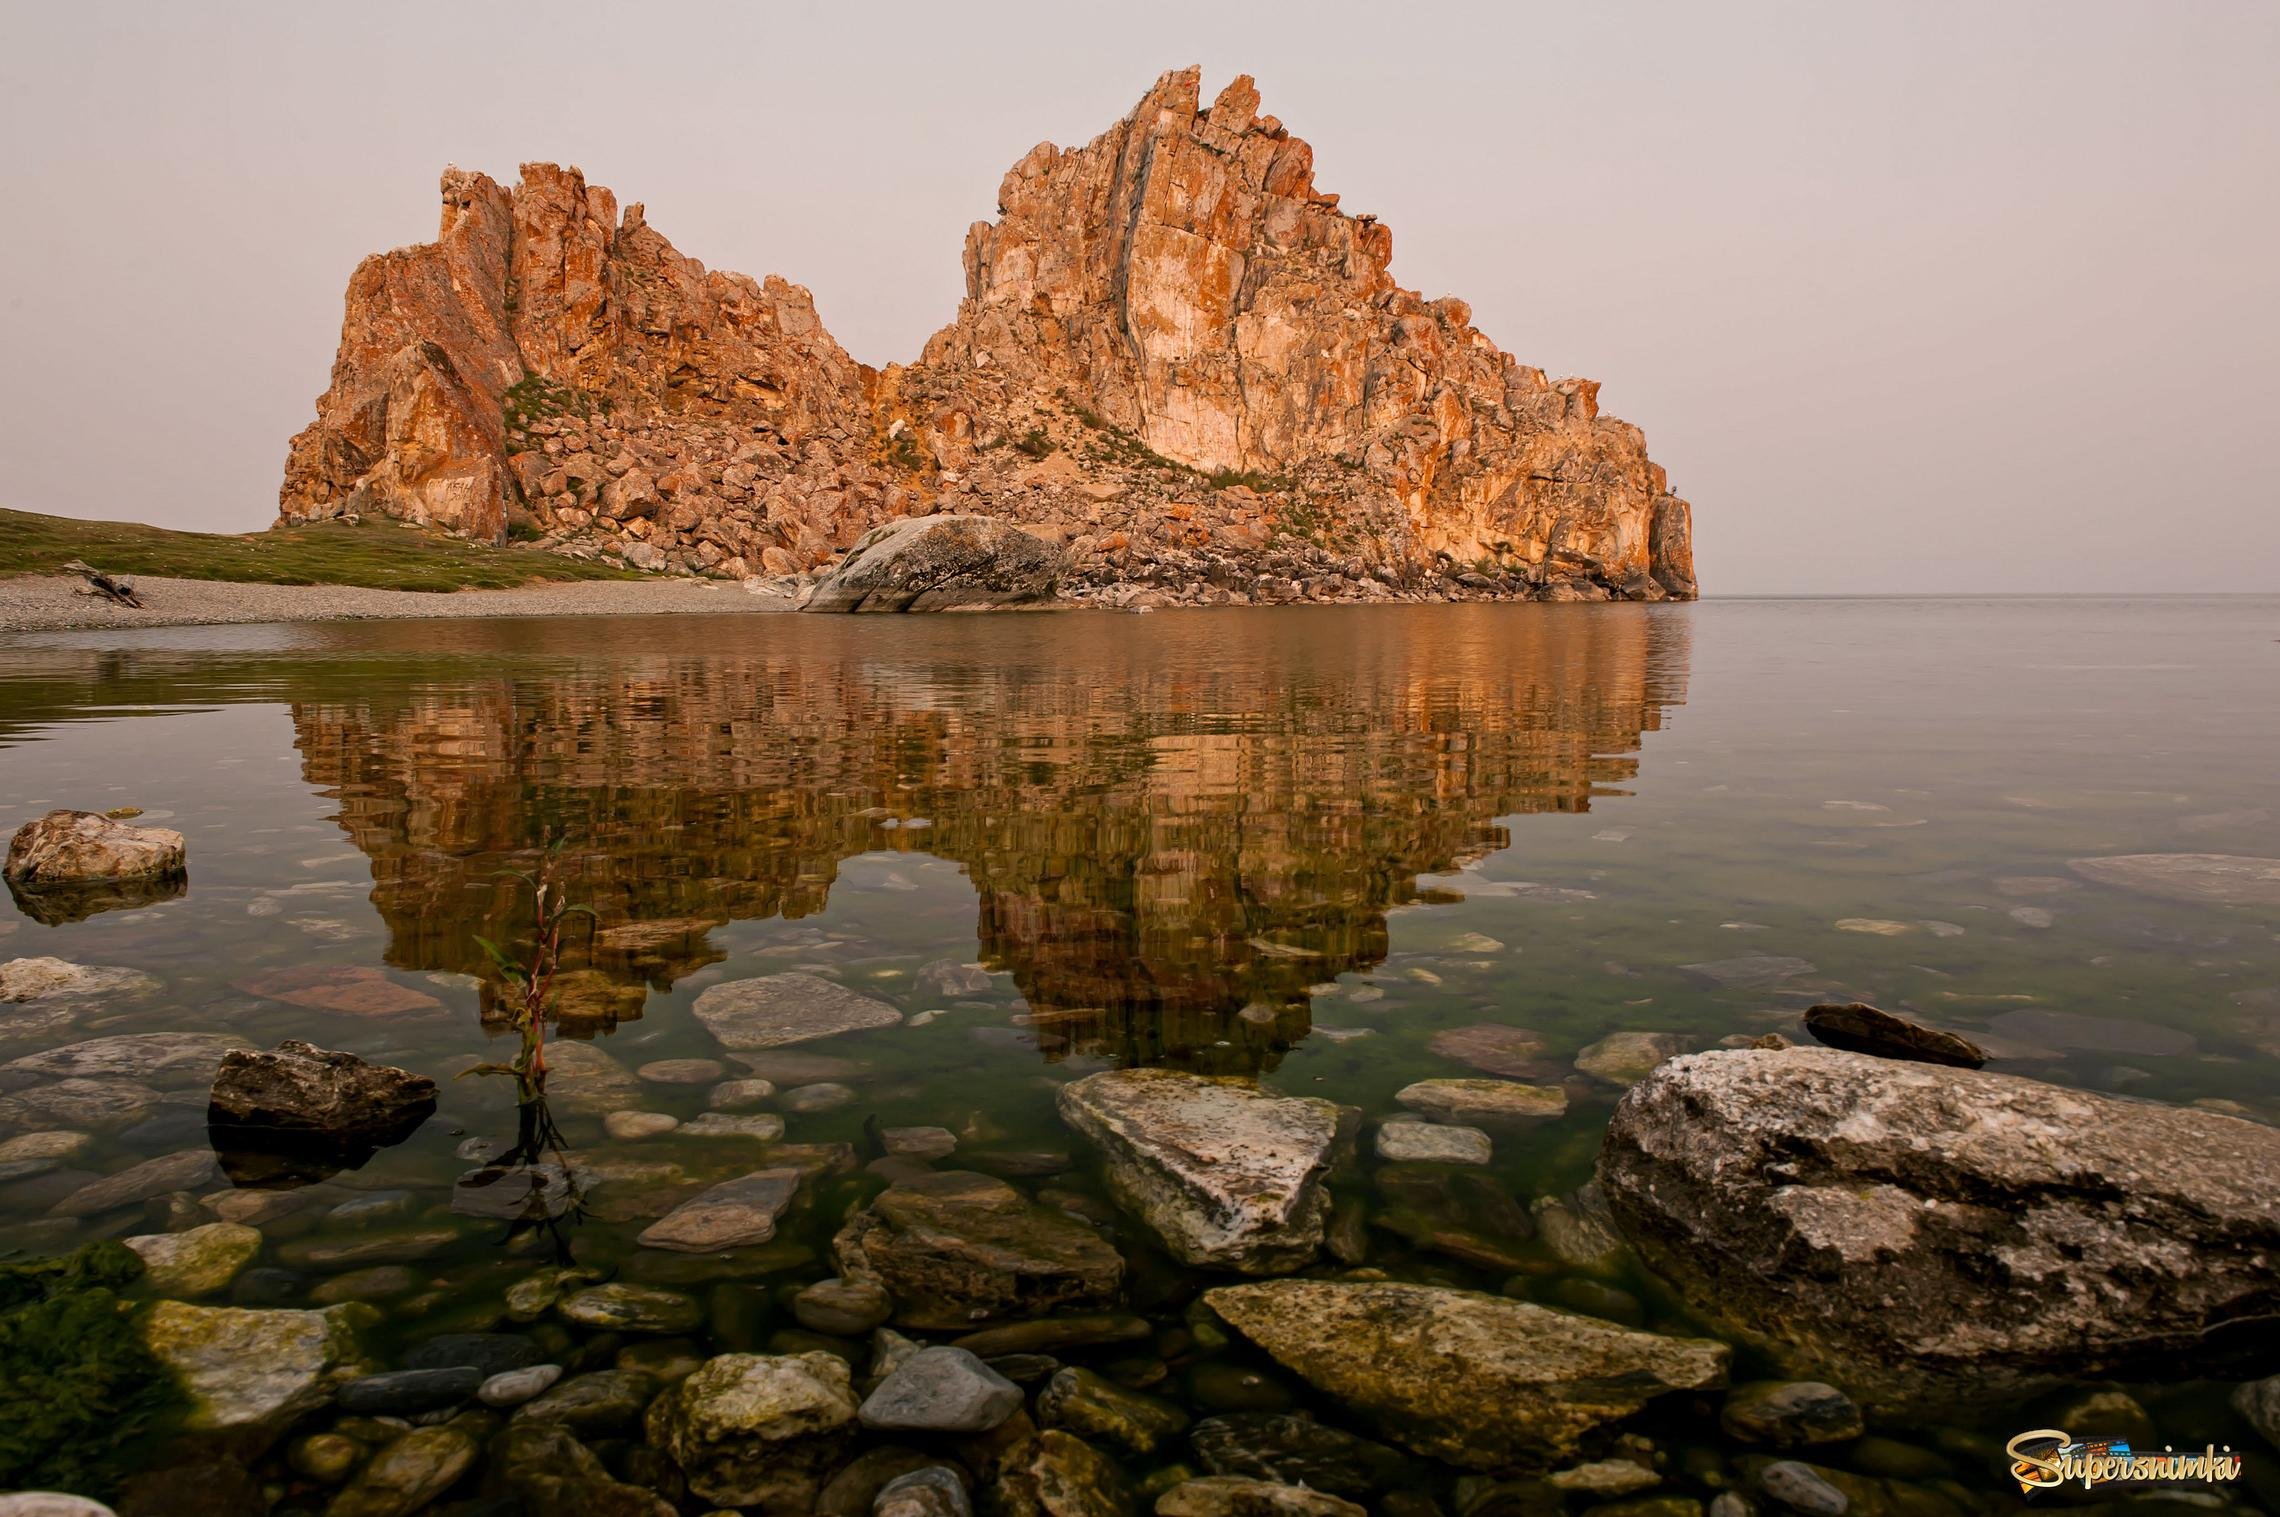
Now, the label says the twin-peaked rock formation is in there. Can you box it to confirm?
[280,69,1696,603]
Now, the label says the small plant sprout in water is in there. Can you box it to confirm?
[468,836,596,1096]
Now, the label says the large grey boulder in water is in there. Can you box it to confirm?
[803,514,1062,613]
[1597,1047,2280,1411]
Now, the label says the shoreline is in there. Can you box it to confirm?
[0,572,803,634]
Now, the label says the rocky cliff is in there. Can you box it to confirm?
[280,69,1696,602]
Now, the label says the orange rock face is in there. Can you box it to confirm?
[280,70,1696,601]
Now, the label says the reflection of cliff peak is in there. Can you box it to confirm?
[288,609,1690,1063]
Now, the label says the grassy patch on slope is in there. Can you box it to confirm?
[0,508,641,593]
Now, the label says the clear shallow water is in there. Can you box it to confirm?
[2,598,2276,1509]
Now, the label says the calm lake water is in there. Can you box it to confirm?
[2,597,2276,1509]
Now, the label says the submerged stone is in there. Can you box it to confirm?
[1720,1381,1864,1447]
[1186,1412,1407,1500]
[637,1168,802,1252]
[325,1424,478,1517]
[834,1170,1125,1330]
[1573,1031,1696,1085]
[1393,1079,1565,1124]
[1425,1023,1549,1078]
[557,1283,704,1335]
[1038,1365,1189,1455]
[140,1300,365,1431]
[7,1032,246,1083]
[122,1221,262,1298]
[1374,1120,1490,1165]
[644,1351,859,1511]
[691,972,902,1051]
[1204,1280,1727,1469]
[859,1345,1023,1432]
[1058,1068,1341,1272]
[2068,852,2280,908]
[1156,1477,1365,1517]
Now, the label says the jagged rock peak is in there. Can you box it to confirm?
[278,72,1696,603]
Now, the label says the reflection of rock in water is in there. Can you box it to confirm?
[287,609,1690,1066]
[6,872,186,926]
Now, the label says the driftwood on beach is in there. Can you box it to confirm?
[61,558,142,607]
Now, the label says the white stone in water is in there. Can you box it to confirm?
[604,1110,680,1140]
[706,1077,776,1109]
[637,1058,725,1084]
[691,972,902,1050]
[782,1082,856,1113]
[0,957,159,1003]
[0,1129,90,1180]
[679,1112,787,1141]
[883,1126,957,1159]
[1375,1121,1492,1165]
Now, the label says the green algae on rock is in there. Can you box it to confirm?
[0,1242,188,1498]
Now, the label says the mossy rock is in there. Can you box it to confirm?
[0,1241,189,1497]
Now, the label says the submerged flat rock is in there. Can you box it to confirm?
[1394,1079,1566,1124]
[1204,1280,1727,1469]
[1598,1046,2280,1409]
[3,1031,247,1082]
[692,972,903,1051]
[834,1170,1125,1329]
[639,1168,803,1252]
[1058,1069,1341,1273]
[2067,853,2280,907]
[0,956,160,1003]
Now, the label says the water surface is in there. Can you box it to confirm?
[3,598,2276,1505]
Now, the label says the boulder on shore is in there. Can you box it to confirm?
[207,1039,436,1147]
[1597,1047,2280,1409]
[1204,1280,1728,1469]
[802,515,1062,613]
[1057,1068,1342,1272]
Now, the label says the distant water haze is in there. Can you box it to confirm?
[1,0,2272,594]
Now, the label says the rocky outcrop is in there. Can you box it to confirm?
[280,71,1695,602]
[804,515,1062,612]
[1203,1281,1728,1469]
[1057,1069,1341,1272]
[1597,1047,2280,1410]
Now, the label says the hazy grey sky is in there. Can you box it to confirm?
[2,1,2273,594]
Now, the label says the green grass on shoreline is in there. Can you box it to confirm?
[0,508,642,593]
